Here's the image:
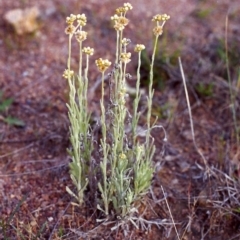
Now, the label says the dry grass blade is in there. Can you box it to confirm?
[178,57,215,179]
[161,185,180,240]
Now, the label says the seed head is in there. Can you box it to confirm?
[75,30,87,42]
[63,69,74,79]
[134,44,145,52]
[95,58,111,73]
[82,47,94,56]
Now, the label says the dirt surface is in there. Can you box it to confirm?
[0,0,240,239]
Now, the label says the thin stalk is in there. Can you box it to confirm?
[179,57,212,178]
[101,72,105,106]
[79,41,83,80]
[115,31,119,64]
[225,15,239,144]
[119,30,123,57]
[115,31,120,98]
[146,35,158,148]
[67,35,72,70]
[100,71,109,215]
[84,55,89,111]
[132,51,142,144]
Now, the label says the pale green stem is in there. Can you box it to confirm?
[115,31,119,64]
[146,34,159,148]
[132,51,142,144]
[79,41,83,80]
[119,30,123,57]
[118,62,127,150]
[100,71,109,215]
[67,35,72,70]
[101,72,105,106]
[115,31,121,99]
[84,55,89,110]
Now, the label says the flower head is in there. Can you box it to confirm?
[114,22,125,31]
[119,153,127,160]
[75,30,87,42]
[134,44,145,52]
[117,16,129,26]
[65,25,76,35]
[116,3,133,15]
[121,38,131,46]
[111,14,119,21]
[63,69,74,79]
[152,14,170,22]
[66,14,77,25]
[123,3,133,11]
[153,26,163,36]
[76,14,87,26]
[82,47,94,56]
[95,58,111,72]
[111,15,129,31]
[116,7,126,15]
[120,52,131,63]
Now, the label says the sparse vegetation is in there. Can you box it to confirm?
[64,4,169,220]
[1,1,240,239]
[0,91,24,127]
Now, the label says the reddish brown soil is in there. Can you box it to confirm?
[0,0,240,239]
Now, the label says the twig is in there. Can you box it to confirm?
[161,185,180,240]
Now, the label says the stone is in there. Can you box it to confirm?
[4,7,40,35]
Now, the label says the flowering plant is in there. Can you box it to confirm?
[63,3,170,218]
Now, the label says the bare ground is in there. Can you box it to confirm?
[0,0,240,239]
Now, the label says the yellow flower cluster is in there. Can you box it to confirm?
[153,26,163,36]
[123,2,133,11]
[111,3,132,31]
[82,47,94,56]
[76,14,87,26]
[152,14,170,36]
[120,52,131,63]
[111,15,129,31]
[134,44,145,52]
[121,38,131,46]
[65,25,76,35]
[75,30,87,42]
[65,13,87,35]
[119,153,127,160]
[63,69,74,79]
[115,2,133,15]
[66,14,77,25]
[152,14,170,22]
[95,58,111,72]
